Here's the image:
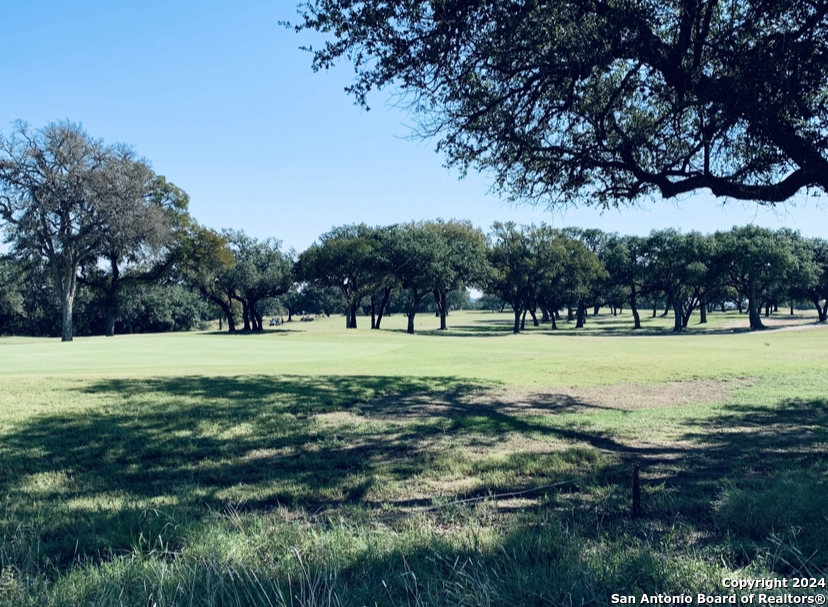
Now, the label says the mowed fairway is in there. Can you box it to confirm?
[1,311,827,606]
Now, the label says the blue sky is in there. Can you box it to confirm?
[2,0,825,252]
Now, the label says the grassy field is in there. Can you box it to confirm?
[1,309,827,606]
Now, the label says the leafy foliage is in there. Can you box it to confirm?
[293,0,828,206]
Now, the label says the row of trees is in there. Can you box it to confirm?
[295,221,489,333]
[487,224,828,333]
[293,222,828,334]
[2,122,826,340]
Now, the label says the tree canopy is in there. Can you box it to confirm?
[293,0,828,207]
[0,121,186,341]
[295,224,386,328]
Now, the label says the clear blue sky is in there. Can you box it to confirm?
[2,0,825,252]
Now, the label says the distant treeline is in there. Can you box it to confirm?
[1,219,826,337]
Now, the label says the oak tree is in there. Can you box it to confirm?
[294,0,828,206]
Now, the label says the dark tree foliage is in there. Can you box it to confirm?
[0,121,188,340]
[0,255,28,335]
[79,166,190,337]
[116,282,211,334]
[643,229,714,332]
[713,225,799,329]
[294,0,828,206]
[179,224,239,332]
[295,224,386,328]
[603,235,649,329]
[423,219,490,330]
[805,238,828,322]
[386,222,444,334]
[223,230,294,331]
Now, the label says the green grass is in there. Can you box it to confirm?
[1,310,827,605]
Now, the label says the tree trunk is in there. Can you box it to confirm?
[406,289,423,334]
[672,297,684,332]
[104,254,120,337]
[550,313,558,329]
[207,293,236,332]
[652,300,658,318]
[53,258,78,342]
[60,287,75,342]
[529,306,539,327]
[374,287,391,329]
[105,307,116,337]
[540,305,550,323]
[225,296,236,332]
[747,288,764,329]
[593,304,600,315]
[575,301,587,328]
[370,294,376,329]
[512,306,522,334]
[240,298,251,331]
[682,294,700,329]
[810,297,827,322]
[435,289,448,330]
[699,299,707,324]
[630,285,641,330]
[348,302,358,329]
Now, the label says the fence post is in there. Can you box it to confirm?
[632,464,641,517]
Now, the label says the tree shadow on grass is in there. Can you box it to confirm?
[672,396,828,488]
[0,373,645,567]
[435,312,827,337]
[3,373,827,572]
[200,328,304,336]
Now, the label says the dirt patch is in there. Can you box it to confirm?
[484,378,752,413]
[358,378,750,420]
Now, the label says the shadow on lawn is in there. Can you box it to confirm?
[438,312,824,337]
[2,373,827,570]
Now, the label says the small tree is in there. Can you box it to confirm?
[224,230,294,331]
[79,163,190,337]
[424,219,490,330]
[179,224,238,332]
[295,224,384,328]
[714,226,798,330]
[486,222,546,334]
[386,222,443,334]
